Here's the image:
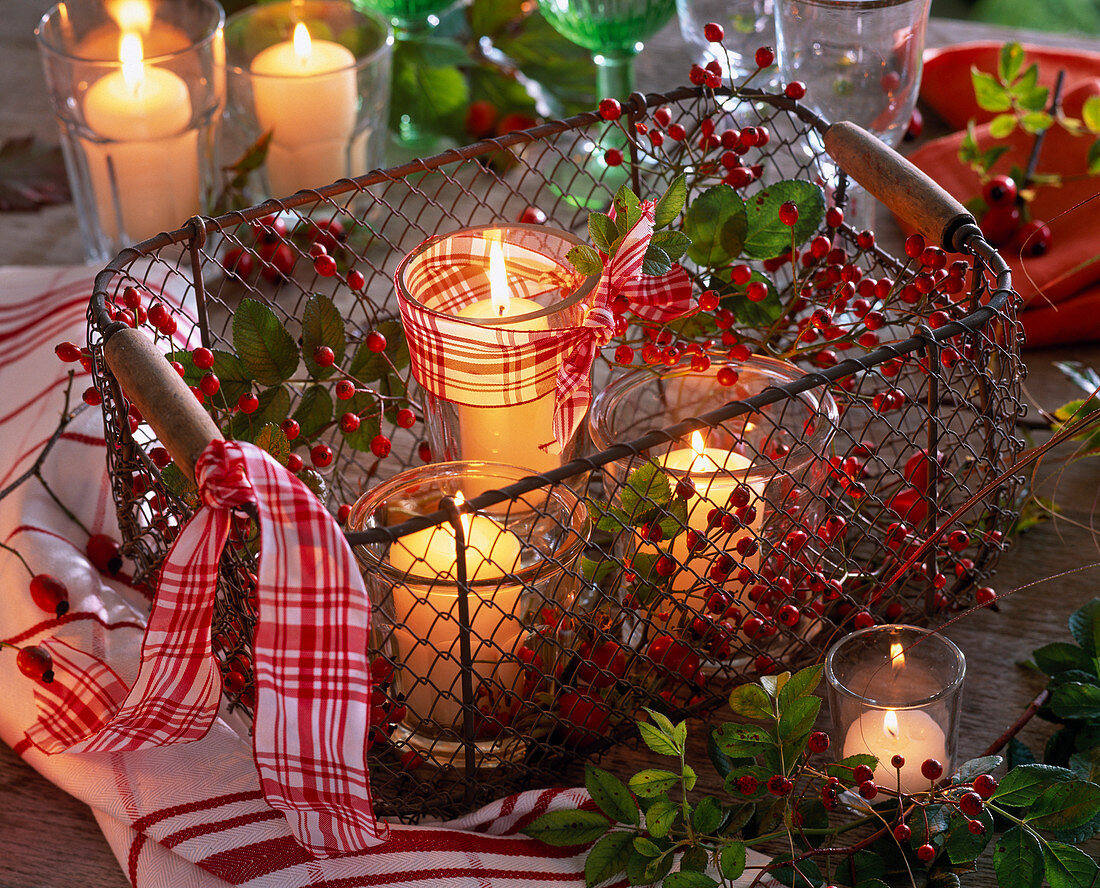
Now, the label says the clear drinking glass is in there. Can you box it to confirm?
[826,624,965,795]
[774,0,931,227]
[35,0,225,262]
[677,0,776,83]
[225,0,392,201]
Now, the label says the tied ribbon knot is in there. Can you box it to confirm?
[27,439,387,857]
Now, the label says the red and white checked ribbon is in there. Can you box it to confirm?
[27,439,387,857]
[396,208,694,453]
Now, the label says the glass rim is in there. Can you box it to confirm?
[35,0,225,64]
[395,223,600,327]
[824,623,966,708]
[348,459,590,586]
[225,0,393,75]
[588,354,840,481]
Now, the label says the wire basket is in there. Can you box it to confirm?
[87,84,1024,821]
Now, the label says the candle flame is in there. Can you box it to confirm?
[292,22,313,63]
[488,236,510,316]
[453,491,471,537]
[689,430,713,474]
[890,641,905,671]
[119,32,145,93]
[107,0,153,34]
[883,708,900,740]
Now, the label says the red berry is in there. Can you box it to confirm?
[86,534,123,576]
[808,731,830,753]
[778,201,799,226]
[150,446,171,468]
[313,345,335,367]
[980,204,1021,247]
[286,453,304,473]
[746,281,768,302]
[557,689,612,746]
[82,386,102,406]
[314,253,338,277]
[703,22,724,42]
[396,408,416,428]
[891,754,905,769]
[853,610,875,629]
[777,604,800,626]
[967,819,986,836]
[336,379,356,400]
[859,780,878,800]
[238,392,259,414]
[281,419,300,440]
[959,791,984,817]
[614,344,634,365]
[1018,219,1053,256]
[366,331,387,353]
[370,434,392,458]
[784,81,807,100]
[29,574,70,617]
[982,175,1017,207]
[418,442,432,462]
[668,123,686,141]
[310,443,333,467]
[975,586,997,606]
[16,645,54,683]
[192,347,214,370]
[519,206,547,225]
[575,639,628,688]
[767,775,793,796]
[340,412,361,433]
[905,108,924,141]
[755,46,775,68]
[346,269,366,290]
[55,341,82,363]
[689,64,707,86]
[893,823,911,842]
[604,148,624,167]
[738,775,759,795]
[199,372,220,396]
[917,843,935,862]
[464,99,498,138]
[646,634,700,682]
[921,758,943,780]
[853,764,874,784]
[598,97,622,120]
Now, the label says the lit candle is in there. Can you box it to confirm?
[841,643,949,794]
[83,31,199,243]
[452,237,560,477]
[387,494,526,729]
[250,22,360,196]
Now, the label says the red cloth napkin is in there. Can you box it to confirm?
[907,44,1100,347]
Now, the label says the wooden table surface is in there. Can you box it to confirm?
[3,6,1100,886]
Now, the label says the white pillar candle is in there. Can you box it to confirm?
[387,496,526,729]
[250,22,359,196]
[843,707,948,794]
[82,32,199,244]
[452,237,560,478]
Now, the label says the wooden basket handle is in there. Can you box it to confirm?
[102,326,222,483]
[823,121,978,251]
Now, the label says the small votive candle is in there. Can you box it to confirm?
[825,624,965,795]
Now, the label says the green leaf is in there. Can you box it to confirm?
[253,423,289,465]
[628,769,679,798]
[228,385,291,442]
[159,462,198,505]
[292,385,334,439]
[998,42,1025,84]
[588,213,617,255]
[680,847,708,873]
[722,270,783,327]
[339,394,382,453]
[989,113,1018,139]
[586,766,638,826]
[568,244,604,275]
[728,683,773,720]
[662,872,717,888]
[654,497,689,541]
[644,798,679,838]
[584,831,633,888]
[952,755,1003,784]
[1044,840,1100,888]
[1027,780,1100,830]
[613,185,642,233]
[713,723,772,757]
[691,795,722,834]
[633,835,663,858]
[972,68,1012,112]
[681,763,697,792]
[301,294,346,380]
[650,230,691,263]
[778,695,820,743]
[778,664,823,709]
[641,245,673,277]
[1070,749,1100,785]
[389,39,468,138]
[296,467,327,502]
[348,319,410,384]
[683,185,748,267]
[1051,682,1100,720]
[1035,642,1095,677]
[1020,111,1053,135]
[522,808,610,846]
[724,764,772,798]
[233,299,299,386]
[628,846,674,886]
[621,461,672,518]
[993,826,1043,888]
[1069,599,1100,657]
[719,842,746,881]
[769,852,822,887]
[944,808,994,864]
[707,727,735,779]
[994,764,1077,806]
[742,180,825,260]
[826,753,878,783]
[164,348,253,409]
[654,174,688,228]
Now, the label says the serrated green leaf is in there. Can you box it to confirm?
[662,872,717,888]
[952,755,1003,783]
[680,846,708,873]
[621,461,672,518]
[999,42,1025,84]
[347,319,409,383]
[826,753,879,783]
[778,664,823,709]
[1069,599,1100,657]
[253,423,290,465]
[584,831,633,888]
[707,727,735,779]
[713,723,771,757]
[159,462,198,504]
[581,554,618,583]
[994,764,1077,806]
[301,294,346,380]
[691,795,722,833]
[633,835,663,857]
[722,270,783,326]
[629,768,679,797]
[742,179,825,260]
[389,40,468,139]
[613,185,642,234]
[993,826,1043,888]
[681,763,696,791]
[233,299,299,386]
[339,395,382,453]
[569,244,605,275]
[719,842,746,881]
[1035,642,1095,677]
[1027,780,1100,830]
[589,213,618,255]
[650,229,690,263]
[1044,840,1100,888]
[1051,682,1100,720]
[944,808,993,864]
[972,68,1012,112]
[292,385,333,439]
[989,113,1017,139]
[522,808,610,846]
[645,798,679,838]
[1021,111,1053,135]
[586,766,638,826]
[778,695,820,743]
[683,184,748,267]
[654,174,687,228]
[769,852,822,887]
[654,497,689,541]
[296,467,327,502]
[641,245,673,277]
[728,682,773,720]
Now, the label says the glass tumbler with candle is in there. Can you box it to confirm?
[348,460,589,767]
[225,0,392,201]
[395,224,599,483]
[825,624,965,795]
[588,357,838,654]
[35,0,225,262]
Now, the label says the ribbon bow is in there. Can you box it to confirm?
[28,439,387,857]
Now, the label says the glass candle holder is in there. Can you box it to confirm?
[395,224,599,483]
[348,460,589,767]
[225,0,392,200]
[35,0,225,262]
[588,356,839,626]
[825,624,965,795]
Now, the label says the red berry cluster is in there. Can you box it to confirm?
[978,175,1053,256]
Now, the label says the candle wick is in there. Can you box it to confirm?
[497,305,505,317]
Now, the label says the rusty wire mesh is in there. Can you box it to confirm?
[87,85,1025,820]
